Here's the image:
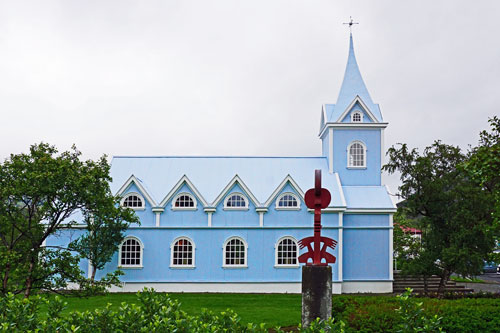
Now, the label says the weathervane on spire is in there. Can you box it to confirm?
[343,16,359,33]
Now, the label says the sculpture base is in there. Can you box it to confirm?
[301,265,332,327]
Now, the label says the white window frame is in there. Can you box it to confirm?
[171,192,197,210]
[222,236,248,268]
[170,236,196,269]
[274,236,299,268]
[347,140,367,169]
[351,110,364,122]
[120,192,146,211]
[223,192,249,211]
[275,192,301,210]
[118,236,144,269]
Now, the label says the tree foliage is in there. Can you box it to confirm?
[0,143,138,296]
[384,138,497,295]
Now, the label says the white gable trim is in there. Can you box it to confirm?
[115,175,157,207]
[212,175,260,208]
[263,175,304,208]
[159,175,209,208]
[336,96,379,123]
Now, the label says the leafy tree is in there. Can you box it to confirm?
[384,141,496,296]
[69,207,134,282]
[0,143,137,297]
[465,116,500,225]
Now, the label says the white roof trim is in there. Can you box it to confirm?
[319,105,327,134]
[212,175,261,208]
[385,184,398,209]
[318,122,388,138]
[159,175,209,208]
[115,175,157,207]
[336,96,379,123]
[335,173,347,207]
[263,175,304,208]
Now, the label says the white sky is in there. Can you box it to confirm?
[1,0,499,196]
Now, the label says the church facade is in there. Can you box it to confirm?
[51,34,395,294]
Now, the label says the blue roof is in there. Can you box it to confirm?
[342,186,395,209]
[326,34,383,123]
[110,156,346,208]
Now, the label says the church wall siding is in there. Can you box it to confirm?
[89,228,340,283]
[332,128,381,186]
[342,228,391,281]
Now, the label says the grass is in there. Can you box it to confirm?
[41,292,302,328]
[450,276,486,283]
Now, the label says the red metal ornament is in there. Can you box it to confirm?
[298,170,337,266]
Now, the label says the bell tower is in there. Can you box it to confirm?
[319,32,388,186]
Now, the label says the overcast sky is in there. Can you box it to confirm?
[1,0,499,196]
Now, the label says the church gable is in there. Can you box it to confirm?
[263,175,304,209]
[159,175,208,209]
[116,175,157,208]
[337,96,378,123]
[212,175,260,209]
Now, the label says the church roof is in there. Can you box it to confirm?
[109,156,394,210]
[324,34,383,123]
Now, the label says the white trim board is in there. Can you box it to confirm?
[108,281,390,294]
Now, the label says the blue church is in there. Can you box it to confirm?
[52,33,396,294]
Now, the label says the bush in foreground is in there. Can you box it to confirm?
[0,289,342,332]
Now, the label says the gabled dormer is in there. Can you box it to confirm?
[319,34,388,186]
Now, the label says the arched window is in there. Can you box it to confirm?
[170,237,195,268]
[172,193,196,209]
[121,193,144,209]
[348,141,366,168]
[224,193,248,209]
[351,111,363,122]
[276,193,300,210]
[275,237,299,267]
[119,237,143,267]
[223,237,247,267]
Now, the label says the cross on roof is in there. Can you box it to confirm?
[343,16,359,32]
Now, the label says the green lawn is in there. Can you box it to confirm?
[42,292,302,328]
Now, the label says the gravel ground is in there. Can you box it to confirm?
[455,273,500,293]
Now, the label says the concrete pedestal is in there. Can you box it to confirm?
[301,265,332,327]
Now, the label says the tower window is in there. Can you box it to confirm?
[348,141,366,168]
[351,111,363,122]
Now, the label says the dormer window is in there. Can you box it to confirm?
[224,193,248,210]
[351,111,363,122]
[121,193,145,210]
[276,193,300,210]
[172,193,197,210]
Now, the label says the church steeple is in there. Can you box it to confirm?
[336,34,377,117]
[324,33,383,123]
[319,29,387,185]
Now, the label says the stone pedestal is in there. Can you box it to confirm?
[301,265,332,328]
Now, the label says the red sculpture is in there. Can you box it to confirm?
[298,170,337,266]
